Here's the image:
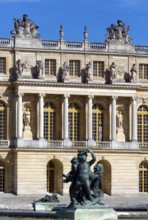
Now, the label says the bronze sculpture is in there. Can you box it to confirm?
[63,149,104,207]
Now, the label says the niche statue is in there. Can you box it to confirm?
[63,149,104,207]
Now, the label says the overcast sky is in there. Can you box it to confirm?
[0,0,148,45]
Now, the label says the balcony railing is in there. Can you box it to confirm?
[96,141,111,149]
[47,140,63,148]
[135,45,148,53]
[65,41,83,48]
[0,140,10,148]
[72,141,87,148]
[89,42,106,50]
[139,143,148,149]
[42,40,59,47]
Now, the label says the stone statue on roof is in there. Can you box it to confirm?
[11,14,40,39]
[106,20,132,44]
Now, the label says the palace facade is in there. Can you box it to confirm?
[0,15,147,195]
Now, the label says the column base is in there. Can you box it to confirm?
[63,139,72,148]
[87,139,96,148]
[16,138,24,148]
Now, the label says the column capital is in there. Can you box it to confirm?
[17,92,24,98]
[64,93,70,99]
[112,96,118,100]
[131,96,137,102]
[88,94,94,100]
[39,93,45,98]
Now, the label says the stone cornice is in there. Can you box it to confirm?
[11,81,148,91]
[0,80,148,92]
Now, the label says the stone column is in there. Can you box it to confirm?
[17,93,23,139]
[87,95,95,147]
[111,96,117,141]
[39,93,44,139]
[63,94,72,147]
[132,96,137,142]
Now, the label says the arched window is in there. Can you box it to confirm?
[47,160,63,194]
[139,161,148,193]
[92,103,103,142]
[44,102,56,140]
[98,160,111,195]
[0,161,5,192]
[137,105,148,143]
[68,103,80,143]
[47,161,55,193]
[0,102,6,140]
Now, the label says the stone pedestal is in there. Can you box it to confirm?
[116,127,125,142]
[23,127,32,140]
[33,202,60,211]
[57,207,118,220]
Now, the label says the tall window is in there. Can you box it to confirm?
[92,103,103,142]
[0,58,6,74]
[44,102,56,140]
[68,103,80,142]
[139,64,148,79]
[139,161,148,193]
[45,59,56,76]
[93,61,104,77]
[69,60,80,76]
[47,161,55,193]
[0,161,5,192]
[0,103,6,140]
[137,105,148,143]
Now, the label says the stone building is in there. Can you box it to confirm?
[0,15,147,195]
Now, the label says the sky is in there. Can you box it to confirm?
[0,0,148,45]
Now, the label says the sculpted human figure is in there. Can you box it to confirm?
[63,157,78,205]
[16,59,24,78]
[23,108,31,129]
[130,64,137,82]
[11,14,39,39]
[90,163,104,201]
[36,60,43,78]
[110,62,117,79]
[63,149,104,207]
[117,111,123,128]
[81,62,92,83]
[105,20,132,44]
[57,62,69,82]
[73,149,96,205]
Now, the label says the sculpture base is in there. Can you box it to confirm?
[57,207,118,220]
[23,128,32,140]
[116,128,125,142]
[33,202,60,211]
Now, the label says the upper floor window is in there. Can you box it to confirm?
[139,64,148,80]
[68,103,80,142]
[45,59,56,76]
[44,102,56,140]
[69,60,80,76]
[93,61,104,77]
[137,105,148,143]
[92,103,104,142]
[0,102,6,140]
[0,58,6,74]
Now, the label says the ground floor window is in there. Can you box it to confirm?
[139,161,148,193]
[47,159,63,194]
[47,161,55,193]
[0,161,5,192]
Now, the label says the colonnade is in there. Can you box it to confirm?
[17,93,137,144]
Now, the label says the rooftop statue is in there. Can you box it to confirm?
[63,149,104,207]
[106,20,132,44]
[11,14,40,39]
